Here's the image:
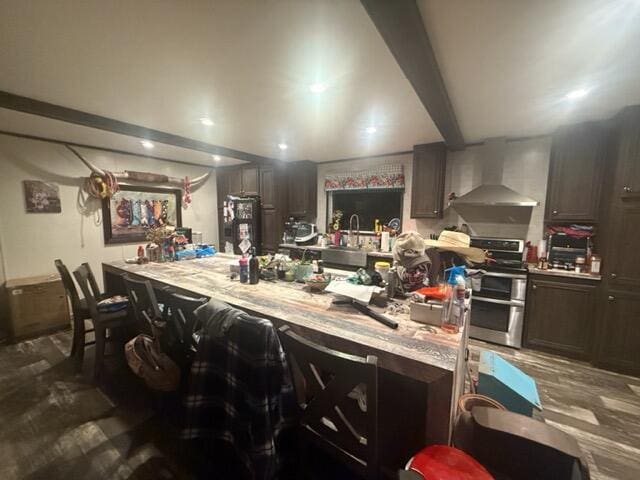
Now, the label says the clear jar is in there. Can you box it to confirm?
[375,261,391,284]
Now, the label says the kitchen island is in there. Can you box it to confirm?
[103,255,468,477]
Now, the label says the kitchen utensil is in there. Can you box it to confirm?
[333,297,399,329]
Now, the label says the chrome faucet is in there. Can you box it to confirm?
[348,214,360,248]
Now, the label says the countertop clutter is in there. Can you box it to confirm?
[527,265,602,281]
[279,243,394,259]
[104,255,463,377]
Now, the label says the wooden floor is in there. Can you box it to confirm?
[0,330,639,479]
[469,340,640,480]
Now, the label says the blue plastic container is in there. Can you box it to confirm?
[477,350,542,417]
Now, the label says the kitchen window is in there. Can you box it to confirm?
[326,189,403,232]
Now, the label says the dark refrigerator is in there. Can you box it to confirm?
[222,195,261,255]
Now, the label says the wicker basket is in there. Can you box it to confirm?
[458,393,506,413]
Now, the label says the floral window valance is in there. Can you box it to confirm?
[324,164,404,191]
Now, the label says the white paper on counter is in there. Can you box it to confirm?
[325,280,380,304]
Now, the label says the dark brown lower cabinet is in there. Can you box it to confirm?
[594,289,640,376]
[524,275,598,360]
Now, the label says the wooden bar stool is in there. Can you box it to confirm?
[54,259,95,371]
[277,325,379,480]
[164,292,207,368]
[73,264,129,379]
[122,275,163,329]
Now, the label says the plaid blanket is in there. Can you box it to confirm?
[182,300,296,479]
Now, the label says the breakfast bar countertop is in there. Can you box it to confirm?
[103,254,469,459]
[103,255,464,381]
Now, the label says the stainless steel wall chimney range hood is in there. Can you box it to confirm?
[450,138,539,208]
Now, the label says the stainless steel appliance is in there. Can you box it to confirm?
[294,222,318,245]
[283,217,297,244]
[468,237,527,348]
[547,233,590,270]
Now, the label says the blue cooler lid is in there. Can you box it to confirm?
[479,350,542,411]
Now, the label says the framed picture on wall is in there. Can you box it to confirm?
[102,185,182,244]
[23,180,62,213]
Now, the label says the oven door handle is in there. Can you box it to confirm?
[473,296,525,307]
[481,271,527,280]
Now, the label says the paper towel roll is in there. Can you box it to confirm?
[381,231,390,252]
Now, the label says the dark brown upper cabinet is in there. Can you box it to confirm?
[241,167,259,196]
[524,275,597,360]
[259,166,276,210]
[216,166,258,204]
[545,122,607,222]
[611,106,640,200]
[410,143,446,219]
[287,161,317,219]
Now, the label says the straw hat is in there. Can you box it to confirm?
[423,231,486,264]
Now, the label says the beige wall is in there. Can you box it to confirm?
[316,137,551,244]
[0,135,218,285]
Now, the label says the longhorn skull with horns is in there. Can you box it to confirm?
[67,145,212,204]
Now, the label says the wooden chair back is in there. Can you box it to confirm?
[54,259,84,315]
[123,275,162,327]
[73,264,100,319]
[277,325,379,480]
[165,293,207,363]
[81,262,102,301]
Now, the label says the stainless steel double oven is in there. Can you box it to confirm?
[468,238,528,349]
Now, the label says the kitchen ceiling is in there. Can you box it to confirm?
[0,109,247,167]
[1,1,640,161]
[0,0,440,162]
[418,0,640,142]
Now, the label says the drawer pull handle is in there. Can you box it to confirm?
[433,210,438,214]
[532,284,537,290]
[611,273,617,279]
[552,210,558,215]
[623,186,632,193]
[608,296,615,302]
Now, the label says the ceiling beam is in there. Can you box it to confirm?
[360,0,465,149]
[0,129,237,169]
[0,91,279,165]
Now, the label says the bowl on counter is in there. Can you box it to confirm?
[304,274,332,292]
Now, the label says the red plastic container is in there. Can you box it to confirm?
[407,445,494,480]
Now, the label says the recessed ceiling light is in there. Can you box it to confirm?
[212,155,221,162]
[565,88,589,100]
[366,126,377,134]
[278,143,288,151]
[309,83,327,94]
[140,140,154,149]
[200,117,214,126]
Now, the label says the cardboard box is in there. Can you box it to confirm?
[5,274,70,341]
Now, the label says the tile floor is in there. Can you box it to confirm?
[0,330,638,479]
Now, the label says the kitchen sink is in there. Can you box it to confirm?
[321,247,368,268]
